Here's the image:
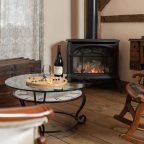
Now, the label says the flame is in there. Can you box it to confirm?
[76,63,108,73]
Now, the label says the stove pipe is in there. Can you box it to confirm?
[86,0,98,39]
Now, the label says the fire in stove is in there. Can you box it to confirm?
[75,61,110,74]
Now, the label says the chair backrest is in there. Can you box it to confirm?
[0,104,54,144]
[132,73,144,84]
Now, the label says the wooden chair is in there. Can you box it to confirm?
[0,104,54,144]
[114,73,144,143]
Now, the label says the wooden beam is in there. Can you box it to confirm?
[101,14,144,23]
[99,0,111,11]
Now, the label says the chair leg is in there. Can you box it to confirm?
[114,95,133,124]
[119,95,132,117]
[121,103,144,144]
[37,136,47,144]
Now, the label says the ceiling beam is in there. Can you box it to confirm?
[101,14,144,23]
[99,0,111,11]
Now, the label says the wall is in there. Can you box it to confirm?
[43,0,84,73]
[101,0,144,82]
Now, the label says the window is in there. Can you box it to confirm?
[0,0,44,60]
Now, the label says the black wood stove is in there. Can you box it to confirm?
[67,0,120,87]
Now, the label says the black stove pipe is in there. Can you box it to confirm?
[86,0,98,39]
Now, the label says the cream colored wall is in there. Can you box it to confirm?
[101,0,144,82]
[43,0,84,73]
[43,0,143,82]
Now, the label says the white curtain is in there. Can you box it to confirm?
[0,0,44,60]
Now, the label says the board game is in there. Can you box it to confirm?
[26,75,67,87]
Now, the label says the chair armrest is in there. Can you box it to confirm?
[0,104,54,122]
[132,73,144,78]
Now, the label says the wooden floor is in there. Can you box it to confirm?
[2,87,143,144]
[45,88,139,144]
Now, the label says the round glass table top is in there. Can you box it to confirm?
[5,74,84,92]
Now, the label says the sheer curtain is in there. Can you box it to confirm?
[0,0,44,60]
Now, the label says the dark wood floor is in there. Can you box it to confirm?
[1,87,143,144]
[45,88,135,144]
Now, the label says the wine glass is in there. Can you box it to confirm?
[40,65,47,79]
[48,65,52,75]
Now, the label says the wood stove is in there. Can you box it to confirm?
[67,0,120,87]
[67,39,119,81]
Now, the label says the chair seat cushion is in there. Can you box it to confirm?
[0,117,47,144]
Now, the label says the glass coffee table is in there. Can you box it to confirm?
[5,74,87,133]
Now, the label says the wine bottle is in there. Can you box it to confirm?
[54,45,64,77]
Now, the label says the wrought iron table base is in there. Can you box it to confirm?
[18,91,87,133]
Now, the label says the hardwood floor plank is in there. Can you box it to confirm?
[47,136,68,144]
[46,88,133,144]
[62,132,111,144]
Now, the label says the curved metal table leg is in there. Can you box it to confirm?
[39,125,45,136]
[17,90,87,133]
[75,90,87,124]
[19,99,26,106]
[44,90,87,133]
